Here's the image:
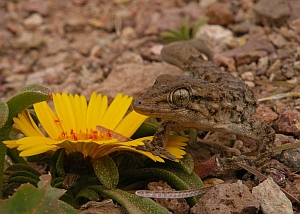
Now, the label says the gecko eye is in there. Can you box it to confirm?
[169,88,191,107]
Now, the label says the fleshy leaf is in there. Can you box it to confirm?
[1,84,51,141]
[0,100,8,130]
[4,163,41,177]
[0,174,66,214]
[131,120,159,139]
[74,188,100,206]
[120,166,204,206]
[93,156,119,189]
[89,186,170,214]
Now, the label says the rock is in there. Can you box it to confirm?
[92,62,182,98]
[190,180,259,214]
[13,32,45,50]
[195,25,233,52]
[274,109,300,136]
[268,33,288,48]
[79,199,124,214]
[279,146,300,172]
[147,181,189,214]
[46,38,69,55]
[72,0,88,6]
[222,38,275,66]
[22,0,49,16]
[64,19,86,32]
[23,13,43,30]
[37,52,69,68]
[252,178,293,214]
[26,64,68,85]
[253,0,290,26]
[206,3,234,26]
[241,71,254,81]
[252,107,278,126]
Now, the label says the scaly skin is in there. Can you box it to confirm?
[133,39,275,165]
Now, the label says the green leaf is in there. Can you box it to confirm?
[1,84,51,141]
[4,163,41,176]
[0,100,8,129]
[191,17,208,38]
[162,153,194,174]
[0,174,66,214]
[181,16,191,40]
[89,186,170,214]
[93,156,119,189]
[131,120,159,139]
[75,188,99,206]
[52,177,64,188]
[54,148,66,177]
[8,171,40,185]
[120,166,203,206]
[58,200,78,214]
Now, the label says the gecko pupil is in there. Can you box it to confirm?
[170,88,190,107]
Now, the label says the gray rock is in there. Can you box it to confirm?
[252,177,293,214]
[190,180,260,214]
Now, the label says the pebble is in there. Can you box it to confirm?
[190,180,259,214]
[195,24,233,51]
[23,13,43,30]
[252,177,293,214]
[22,0,49,16]
[241,71,254,81]
[206,3,234,26]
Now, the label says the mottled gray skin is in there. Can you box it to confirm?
[133,40,274,164]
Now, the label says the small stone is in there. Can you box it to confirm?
[64,19,85,32]
[190,180,259,214]
[253,0,290,25]
[257,56,269,71]
[120,26,137,40]
[46,38,69,54]
[195,25,233,51]
[274,109,300,136]
[90,45,103,58]
[252,107,278,126]
[23,13,43,30]
[269,33,288,48]
[22,0,49,16]
[245,81,255,88]
[252,178,293,214]
[5,74,26,83]
[241,71,254,81]
[206,3,234,26]
[72,0,88,6]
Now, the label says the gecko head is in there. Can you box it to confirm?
[133,74,194,119]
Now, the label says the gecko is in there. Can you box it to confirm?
[133,39,275,166]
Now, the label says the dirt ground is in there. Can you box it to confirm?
[2,0,300,213]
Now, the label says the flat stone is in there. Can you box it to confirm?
[22,0,49,16]
[206,3,234,26]
[252,178,293,214]
[23,13,43,30]
[92,62,182,98]
[190,180,259,214]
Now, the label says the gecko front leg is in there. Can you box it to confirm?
[137,121,183,160]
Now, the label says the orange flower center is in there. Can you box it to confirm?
[56,129,112,141]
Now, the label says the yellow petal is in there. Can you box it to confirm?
[101,94,133,130]
[86,92,107,129]
[34,101,63,139]
[13,115,43,137]
[19,144,57,156]
[114,111,148,138]
[53,93,76,132]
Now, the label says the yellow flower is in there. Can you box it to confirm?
[4,93,187,162]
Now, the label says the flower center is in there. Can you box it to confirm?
[56,129,112,141]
